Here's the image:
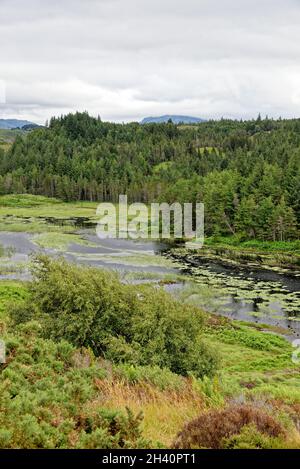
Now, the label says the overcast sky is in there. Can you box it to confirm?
[0,0,300,124]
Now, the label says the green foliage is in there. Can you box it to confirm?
[206,323,291,352]
[0,113,299,241]
[202,318,300,405]
[192,375,225,407]
[0,194,61,207]
[12,255,218,378]
[75,408,147,449]
[222,424,292,449]
[0,281,28,327]
[205,235,300,252]
[0,320,149,448]
[113,364,184,391]
[1,275,300,448]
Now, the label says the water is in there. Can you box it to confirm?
[0,229,299,339]
[165,253,300,339]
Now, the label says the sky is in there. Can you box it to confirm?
[0,0,300,124]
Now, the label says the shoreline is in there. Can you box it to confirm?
[166,243,300,278]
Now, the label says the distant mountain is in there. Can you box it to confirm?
[0,119,38,130]
[141,115,206,124]
[21,123,43,131]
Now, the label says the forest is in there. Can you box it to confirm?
[0,112,299,242]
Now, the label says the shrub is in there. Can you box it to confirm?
[74,408,148,449]
[0,323,147,448]
[173,404,285,449]
[222,424,295,449]
[11,255,218,378]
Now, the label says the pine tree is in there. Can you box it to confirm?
[268,197,298,241]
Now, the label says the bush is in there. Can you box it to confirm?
[0,323,147,448]
[11,255,218,378]
[222,424,294,449]
[173,404,285,449]
[74,408,148,449]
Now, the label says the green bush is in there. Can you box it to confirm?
[0,322,147,448]
[11,255,218,378]
[222,424,293,449]
[75,409,148,449]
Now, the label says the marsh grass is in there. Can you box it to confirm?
[92,377,205,447]
[203,321,300,404]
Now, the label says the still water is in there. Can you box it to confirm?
[0,230,299,339]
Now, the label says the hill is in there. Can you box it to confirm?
[0,118,38,130]
[141,115,205,124]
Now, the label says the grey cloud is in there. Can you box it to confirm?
[0,0,300,123]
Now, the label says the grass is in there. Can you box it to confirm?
[33,233,97,251]
[0,195,98,219]
[0,196,298,259]
[205,236,300,254]
[172,236,300,271]
[0,194,148,235]
[92,378,204,447]
[0,280,29,324]
[203,319,300,404]
[0,218,78,234]
[0,129,24,153]
[0,280,206,447]
[89,253,176,268]
[153,161,175,173]
[121,271,185,283]
[0,194,61,208]
[0,195,99,234]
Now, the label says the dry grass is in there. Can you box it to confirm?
[84,378,205,447]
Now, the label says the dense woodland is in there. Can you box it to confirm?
[0,112,299,241]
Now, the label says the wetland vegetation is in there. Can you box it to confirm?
[0,113,300,449]
[1,257,300,448]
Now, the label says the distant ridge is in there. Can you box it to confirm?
[0,119,38,130]
[141,115,205,124]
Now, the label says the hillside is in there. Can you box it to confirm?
[0,128,24,153]
[0,118,37,130]
[0,112,299,244]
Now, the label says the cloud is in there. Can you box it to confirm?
[0,0,300,123]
